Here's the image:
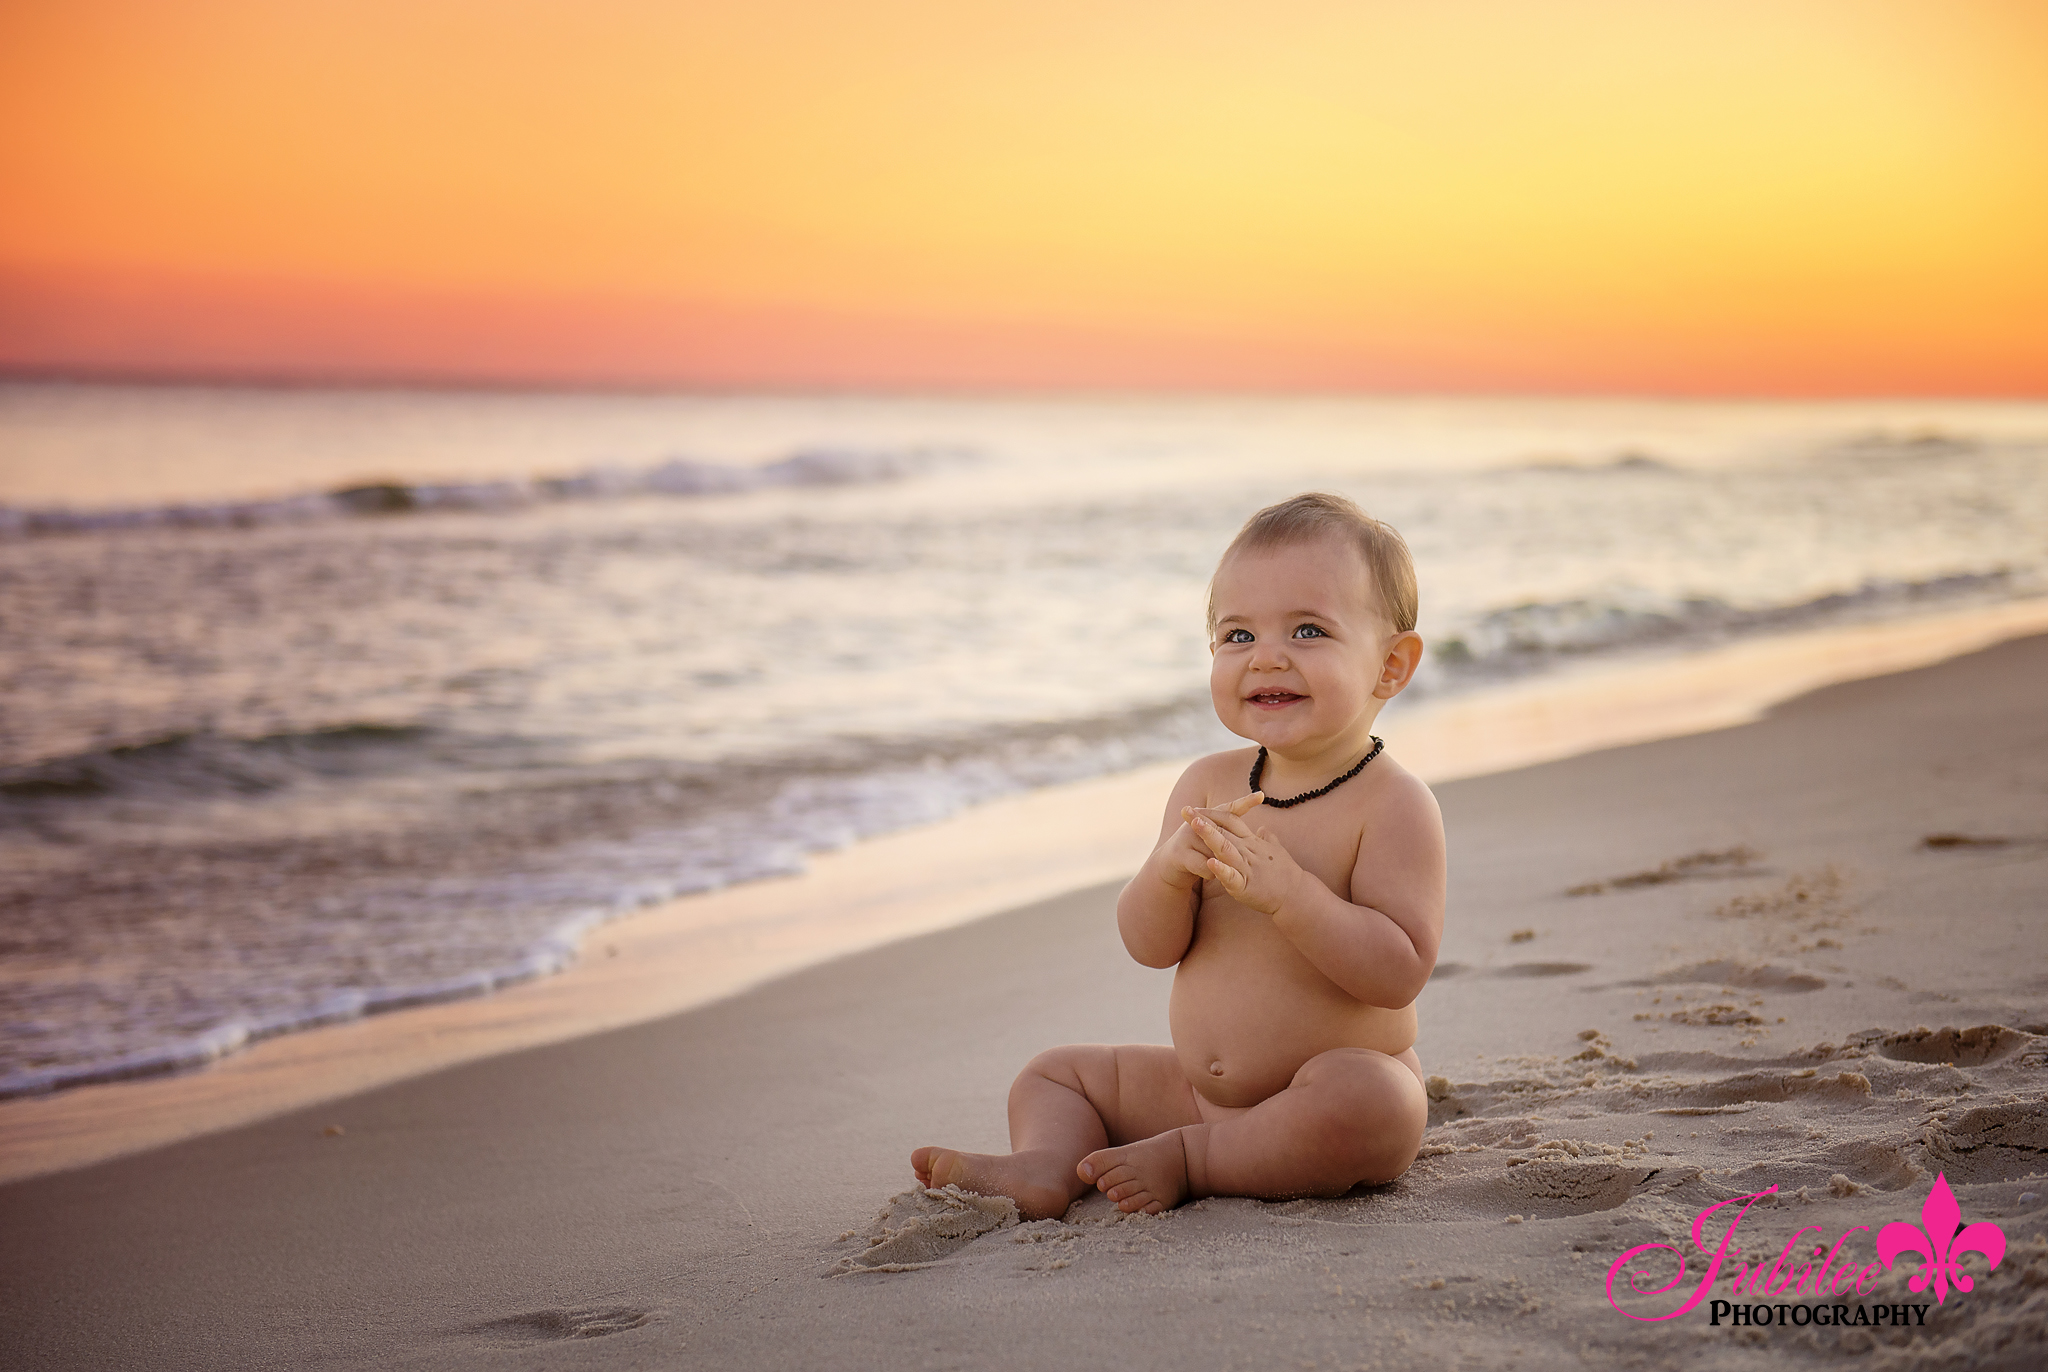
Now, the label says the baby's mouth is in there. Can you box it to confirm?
[1247,691,1305,708]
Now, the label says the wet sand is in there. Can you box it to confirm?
[3,633,2047,1370]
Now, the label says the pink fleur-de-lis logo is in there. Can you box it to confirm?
[1875,1172,2007,1305]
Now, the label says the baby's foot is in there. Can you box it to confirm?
[909,1146,1078,1221]
[1078,1130,1189,1215]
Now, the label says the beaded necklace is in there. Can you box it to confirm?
[1248,735,1384,808]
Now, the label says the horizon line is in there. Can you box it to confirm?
[6,365,2043,406]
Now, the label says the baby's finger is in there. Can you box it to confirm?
[1190,817,1242,862]
[1208,857,1247,895]
[1196,807,1259,842]
[1225,791,1266,816]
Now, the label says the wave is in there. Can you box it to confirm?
[1428,569,2029,677]
[1823,427,1984,462]
[1503,450,1680,475]
[0,934,597,1099]
[0,723,436,800]
[0,444,968,538]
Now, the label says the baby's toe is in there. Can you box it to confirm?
[1078,1146,1129,1182]
[1088,1158,1123,1181]
[911,1146,963,1189]
[1098,1171,1147,1204]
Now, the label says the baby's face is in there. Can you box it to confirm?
[1208,537,1393,757]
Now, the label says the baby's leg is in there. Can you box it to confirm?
[911,1045,1197,1221]
[1081,1047,1426,1213]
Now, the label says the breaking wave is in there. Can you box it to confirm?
[0,444,966,537]
[1427,570,2028,680]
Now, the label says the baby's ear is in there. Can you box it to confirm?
[1374,631,1425,700]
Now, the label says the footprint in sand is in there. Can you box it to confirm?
[1500,1159,1666,1216]
[1621,958,1826,992]
[1870,1023,2030,1067]
[1650,1067,1875,1110]
[473,1306,653,1341]
[1565,847,1761,896]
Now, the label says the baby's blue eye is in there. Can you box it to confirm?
[1222,628,1254,643]
[1293,624,1329,639]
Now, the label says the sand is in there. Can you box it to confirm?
[4,632,2047,1370]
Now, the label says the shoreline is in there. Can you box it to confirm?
[4,597,2046,1184]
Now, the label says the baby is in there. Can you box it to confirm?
[913,492,1444,1217]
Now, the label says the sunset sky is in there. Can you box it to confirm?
[2,0,2044,392]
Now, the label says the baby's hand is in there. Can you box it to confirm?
[1154,791,1265,891]
[1185,802,1302,917]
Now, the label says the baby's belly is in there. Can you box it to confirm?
[1170,909,1418,1109]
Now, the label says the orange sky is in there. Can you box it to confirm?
[2,0,2045,392]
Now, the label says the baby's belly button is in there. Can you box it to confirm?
[1207,1059,1226,1078]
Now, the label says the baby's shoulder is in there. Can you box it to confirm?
[1352,754,1445,854]
[1175,746,1264,807]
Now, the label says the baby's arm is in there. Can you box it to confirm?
[1187,772,1444,1007]
[1115,760,1263,968]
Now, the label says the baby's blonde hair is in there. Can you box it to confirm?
[1207,492,1418,634]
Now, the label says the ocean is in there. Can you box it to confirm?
[3,383,2044,1096]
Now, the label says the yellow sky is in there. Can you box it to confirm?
[2,0,2044,389]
